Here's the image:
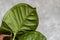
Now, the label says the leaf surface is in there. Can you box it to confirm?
[1,3,39,40]
[18,31,47,40]
[2,3,38,33]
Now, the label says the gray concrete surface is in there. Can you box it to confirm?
[0,0,60,40]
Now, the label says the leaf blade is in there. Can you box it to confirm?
[2,3,39,33]
[18,31,47,40]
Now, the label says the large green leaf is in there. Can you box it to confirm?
[1,3,39,40]
[18,31,46,40]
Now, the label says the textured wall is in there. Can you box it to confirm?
[0,0,60,40]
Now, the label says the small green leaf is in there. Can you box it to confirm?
[18,31,47,40]
[2,3,38,33]
[1,3,39,40]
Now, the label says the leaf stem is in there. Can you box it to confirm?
[13,33,16,40]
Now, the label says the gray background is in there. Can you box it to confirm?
[0,0,60,40]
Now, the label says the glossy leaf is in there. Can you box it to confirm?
[18,31,46,40]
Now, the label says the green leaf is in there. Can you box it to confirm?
[1,3,39,40]
[18,31,47,40]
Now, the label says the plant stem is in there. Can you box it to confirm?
[13,33,16,40]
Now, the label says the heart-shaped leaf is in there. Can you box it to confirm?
[18,31,46,40]
[1,3,39,40]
